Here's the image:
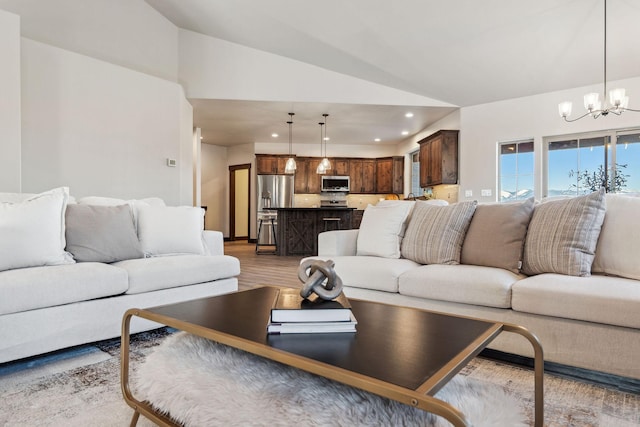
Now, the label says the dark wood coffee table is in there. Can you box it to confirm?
[121,286,543,427]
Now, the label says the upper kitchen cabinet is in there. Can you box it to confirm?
[331,158,350,176]
[255,154,289,175]
[376,156,404,194]
[350,159,376,194]
[294,158,322,194]
[418,130,459,187]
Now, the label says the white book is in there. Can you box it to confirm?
[267,313,357,334]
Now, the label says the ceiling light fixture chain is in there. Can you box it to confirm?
[284,112,297,174]
[316,121,326,175]
[559,0,639,121]
[321,113,331,171]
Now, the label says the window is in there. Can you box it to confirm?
[498,140,534,202]
[410,150,421,197]
[545,129,640,196]
[615,131,640,193]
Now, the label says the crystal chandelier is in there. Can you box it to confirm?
[559,0,638,122]
[316,121,326,174]
[284,113,296,174]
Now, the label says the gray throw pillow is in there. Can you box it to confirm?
[521,189,606,277]
[65,204,143,263]
[461,198,535,273]
[401,201,477,265]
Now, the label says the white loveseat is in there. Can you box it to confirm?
[314,191,640,381]
[0,188,240,363]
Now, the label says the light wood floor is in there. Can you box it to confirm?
[224,240,304,290]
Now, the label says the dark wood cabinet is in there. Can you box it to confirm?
[275,208,354,256]
[294,158,322,194]
[352,209,364,228]
[256,154,289,175]
[418,130,458,187]
[350,159,376,193]
[375,156,404,194]
[331,158,350,176]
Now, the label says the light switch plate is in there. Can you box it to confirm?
[464,190,473,197]
[481,189,492,197]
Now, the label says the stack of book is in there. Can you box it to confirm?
[267,287,357,334]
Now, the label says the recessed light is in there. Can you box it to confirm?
[200,136,203,140]
[323,137,330,141]
[374,138,381,142]
[401,131,409,136]
[405,112,414,118]
[271,133,279,138]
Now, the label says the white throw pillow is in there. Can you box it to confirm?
[137,205,205,256]
[356,203,412,258]
[0,187,75,271]
[592,194,640,280]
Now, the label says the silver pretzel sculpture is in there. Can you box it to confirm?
[297,259,344,300]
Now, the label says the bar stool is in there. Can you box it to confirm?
[256,216,277,254]
[322,217,342,232]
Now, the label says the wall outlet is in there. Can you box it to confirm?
[481,189,492,197]
[464,190,473,197]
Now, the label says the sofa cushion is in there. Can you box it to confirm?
[115,255,240,294]
[461,198,534,274]
[401,201,477,265]
[0,262,128,315]
[522,189,606,277]
[310,256,421,293]
[65,204,143,263]
[592,194,640,280]
[398,264,521,308]
[356,203,412,259]
[512,273,640,329]
[0,187,75,272]
[137,206,206,256]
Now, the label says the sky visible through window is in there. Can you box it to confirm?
[500,132,640,201]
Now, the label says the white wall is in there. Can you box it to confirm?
[0,9,21,192]
[201,143,228,234]
[459,76,640,202]
[20,38,191,205]
[178,93,194,205]
[0,0,178,82]
[178,30,453,107]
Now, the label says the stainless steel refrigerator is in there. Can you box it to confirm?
[256,175,294,246]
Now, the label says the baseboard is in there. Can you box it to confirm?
[479,348,640,394]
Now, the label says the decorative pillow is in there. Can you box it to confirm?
[592,194,640,280]
[401,201,477,265]
[65,204,143,263]
[461,198,535,273]
[78,196,166,232]
[356,203,412,258]
[137,205,205,256]
[522,189,606,277]
[0,187,75,271]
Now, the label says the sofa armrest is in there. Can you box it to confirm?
[318,230,359,257]
[202,230,224,256]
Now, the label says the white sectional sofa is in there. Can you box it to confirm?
[314,191,640,381]
[0,188,240,363]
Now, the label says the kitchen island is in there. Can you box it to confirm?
[270,207,356,256]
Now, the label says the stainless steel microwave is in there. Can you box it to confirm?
[321,175,350,192]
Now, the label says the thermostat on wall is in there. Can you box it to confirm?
[166,158,177,167]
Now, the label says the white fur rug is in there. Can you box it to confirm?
[134,332,526,427]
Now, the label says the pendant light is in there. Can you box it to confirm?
[559,0,638,121]
[320,113,332,171]
[284,112,296,174]
[316,121,326,174]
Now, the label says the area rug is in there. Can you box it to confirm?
[134,332,527,426]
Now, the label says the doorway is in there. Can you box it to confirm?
[229,164,251,241]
